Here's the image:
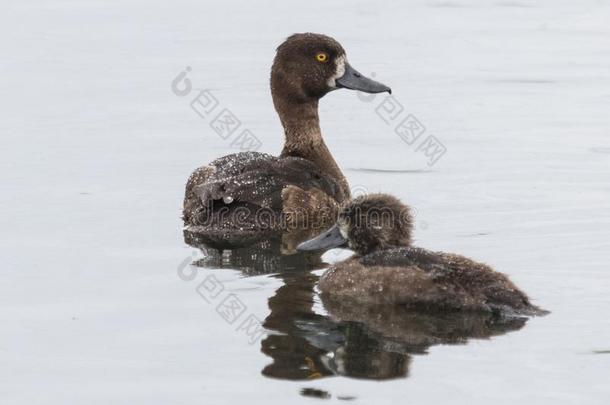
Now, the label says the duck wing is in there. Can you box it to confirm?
[192,151,345,211]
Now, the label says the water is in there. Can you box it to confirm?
[2,0,609,403]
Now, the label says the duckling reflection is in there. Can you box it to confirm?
[259,270,527,381]
[321,297,527,350]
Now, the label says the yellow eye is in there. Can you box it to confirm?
[315,52,328,63]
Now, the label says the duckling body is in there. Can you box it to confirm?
[319,247,541,316]
[298,194,546,316]
[182,34,391,244]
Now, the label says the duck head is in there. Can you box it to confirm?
[271,33,391,104]
[297,194,413,255]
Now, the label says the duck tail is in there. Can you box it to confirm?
[183,165,216,224]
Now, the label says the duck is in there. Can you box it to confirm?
[297,194,547,316]
[183,33,391,245]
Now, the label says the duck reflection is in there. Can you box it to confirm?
[185,231,529,381]
[184,229,326,275]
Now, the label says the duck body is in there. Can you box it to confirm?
[183,151,348,244]
[182,33,391,245]
[319,247,543,316]
[298,194,547,316]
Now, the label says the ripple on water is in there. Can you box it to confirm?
[589,147,610,154]
[349,168,433,174]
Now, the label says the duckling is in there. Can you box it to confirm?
[297,194,547,316]
[183,33,391,244]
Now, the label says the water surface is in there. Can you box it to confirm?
[2,0,609,404]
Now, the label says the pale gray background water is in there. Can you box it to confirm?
[2,0,609,403]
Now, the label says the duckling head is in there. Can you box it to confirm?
[271,33,391,105]
[297,194,413,255]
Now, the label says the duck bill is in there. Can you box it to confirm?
[296,224,348,252]
[336,62,391,94]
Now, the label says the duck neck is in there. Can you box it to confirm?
[276,99,349,199]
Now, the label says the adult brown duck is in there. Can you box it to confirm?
[182,33,391,247]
